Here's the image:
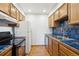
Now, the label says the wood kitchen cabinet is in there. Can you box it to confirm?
[59,44,78,56]
[48,37,59,56]
[54,10,59,21]
[0,47,12,56]
[68,3,79,24]
[19,12,24,21]
[0,3,10,15]
[59,3,68,19]
[16,10,19,21]
[0,3,25,21]
[10,4,17,19]
[46,35,79,56]
[48,15,52,27]
[48,38,53,55]
[4,50,12,56]
[59,50,67,56]
[18,46,25,56]
[48,14,59,27]
[52,39,59,56]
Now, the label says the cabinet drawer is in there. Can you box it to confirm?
[59,44,78,56]
[0,3,10,15]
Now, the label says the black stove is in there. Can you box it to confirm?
[0,32,12,45]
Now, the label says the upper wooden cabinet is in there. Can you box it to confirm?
[19,12,23,21]
[48,14,59,28]
[17,10,20,21]
[10,4,17,19]
[0,3,24,22]
[48,15,52,27]
[54,10,59,21]
[68,3,79,24]
[0,3,10,15]
[59,3,68,19]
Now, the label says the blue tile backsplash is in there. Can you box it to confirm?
[52,20,79,40]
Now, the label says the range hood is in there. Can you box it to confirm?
[0,12,17,24]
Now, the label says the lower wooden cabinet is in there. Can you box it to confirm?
[48,37,58,56]
[59,44,78,56]
[59,50,67,56]
[52,39,58,56]
[0,47,12,56]
[18,46,25,56]
[48,38,53,55]
[4,50,12,56]
[47,35,79,56]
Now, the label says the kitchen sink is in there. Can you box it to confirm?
[55,35,74,41]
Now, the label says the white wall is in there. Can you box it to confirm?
[26,14,50,45]
[15,20,26,36]
[0,26,12,33]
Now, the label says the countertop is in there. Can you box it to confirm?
[46,34,79,50]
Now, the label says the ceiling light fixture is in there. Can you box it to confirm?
[28,9,31,12]
[43,10,46,13]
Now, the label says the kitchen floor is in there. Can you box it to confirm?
[29,45,50,56]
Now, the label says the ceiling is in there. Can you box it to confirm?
[16,3,58,15]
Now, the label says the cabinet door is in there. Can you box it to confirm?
[19,13,23,21]
[68,3,79,24]
[10,4,17,19]
[59,3,67,19]
[48,38,53,55]
[18,46,25,56]
[0,3,10,15]
[59,50,67,56]
[48,16,52,27]
[17,10,20,21]
[48,15,57,27]
[51,15,56,27]
[59,44,78,56]
[5,50,12,56]
[54,10,59,21]
[52,39,58,56]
